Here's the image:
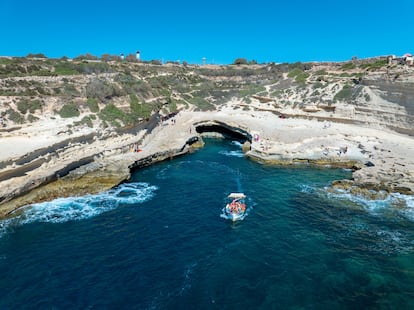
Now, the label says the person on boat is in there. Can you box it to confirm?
[240,204,246,212]
[229,199,238,212]
[230,200,237,212]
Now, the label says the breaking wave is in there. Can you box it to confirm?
[326,189,414,221]
[300,183,414,221]
[0,182,157,236]
[299,184,316,194]
[298,184,414,254]
[219,150,244,158]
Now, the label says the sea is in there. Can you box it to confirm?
[1,138,414,309]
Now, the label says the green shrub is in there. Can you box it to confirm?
[59,103,80,118]
[334,84,353,101]
[99,104,127,127]
[341,62,356,70]
[270,90,283,97]
[360,59,387,70]
[239,84,266,97]
[287,68,309,83]
[287,68,303,78]
[311,90,320,96]
[6,108,25,124]
[189,97,215,111]
[115,74,148,95]
[79,62,112,74]
[26,53,47,58]
[233,58,248,65]
[130,94,152,120]
[74,53,99,61]
[0,58,13,65]
[295,72,309,84]
[315,69,327,75]
[312,82,323,89]
[129,94,139,110]
[54,63,80,75]
[149,60,162,65]
[27,114,39,122]
[75,115,93,128]
[17,99,42,114]
[167,98,178,112]
[86,98,100,112]
[86,79,123,100]
[62,83,80,97]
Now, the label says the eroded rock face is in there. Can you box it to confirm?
[361,78,414,115]
[360,77,414,135]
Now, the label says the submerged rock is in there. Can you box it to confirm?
[242,141,251,153]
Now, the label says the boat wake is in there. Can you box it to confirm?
[0,182,157,236]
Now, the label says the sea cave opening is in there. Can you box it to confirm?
[195,123,251,144]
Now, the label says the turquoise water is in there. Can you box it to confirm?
[1,138,414,309]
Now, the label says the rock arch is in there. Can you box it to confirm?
[194,120,252,143]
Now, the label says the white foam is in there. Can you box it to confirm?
[220,209,248,221]
[179,262,197,295]
[220,201,254,222]
[326,188,414,222]
[1,183,157,231]
[219,150,244,158]
[393,193,414,221]
[231,141,243,147]
[299,184,316,194]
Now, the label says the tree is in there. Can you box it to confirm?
[150,60,162,65]
[101,54,112,62]
[126,54,137,62]
[86,78,123,101]
[26,53,47,59]
[233,58,248,65]
[74,53,99,61]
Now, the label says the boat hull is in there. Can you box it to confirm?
[224,204,245,221]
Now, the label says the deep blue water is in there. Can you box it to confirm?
[1,138,414,309]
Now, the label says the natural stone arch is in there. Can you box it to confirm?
[194,120,252,143]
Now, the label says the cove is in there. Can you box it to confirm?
[0,138,414,309]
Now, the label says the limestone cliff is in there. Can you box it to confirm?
[1,56,414,213]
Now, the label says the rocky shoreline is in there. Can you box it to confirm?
[1,110,413,218]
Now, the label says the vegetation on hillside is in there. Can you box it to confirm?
[0,55,401,128]
[59,103,80,118]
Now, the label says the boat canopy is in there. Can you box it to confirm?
[228,193,246,199]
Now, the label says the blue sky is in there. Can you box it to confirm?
[1,0,413,64]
